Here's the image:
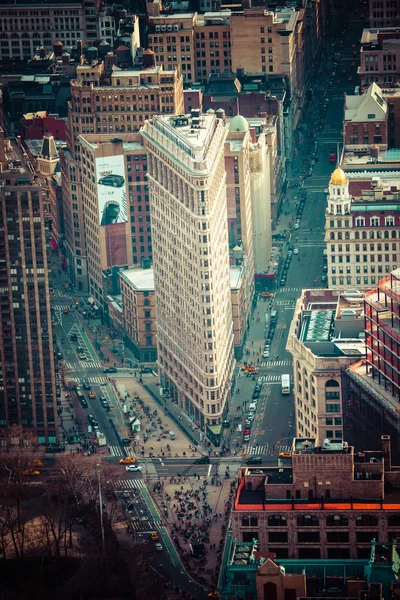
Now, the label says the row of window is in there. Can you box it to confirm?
[243,514,400,527]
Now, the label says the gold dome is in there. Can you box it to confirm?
[331,167,347,185]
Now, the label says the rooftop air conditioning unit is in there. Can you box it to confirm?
[174,24,179,31]
[167,24,172,31]
[155,25,161,32]
[161,24,167,32]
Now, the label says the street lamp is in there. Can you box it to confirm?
[97,463,106,556]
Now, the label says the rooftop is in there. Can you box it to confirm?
[120,267,154,291]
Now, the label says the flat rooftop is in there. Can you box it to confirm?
[151,113,219,161]
[230,266,243,289]
[121,267,154,291]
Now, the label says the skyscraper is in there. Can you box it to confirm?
[0,138,58,443]
[142,112,235,433]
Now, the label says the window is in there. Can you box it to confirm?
[326,404,341,412]
[269,531,288,543]
[297,515,319,526]
[268,515,287,527]
[298,531,320,543]
[355,218,365,227]
[370,216,380,226]
[356,515,378,526]
[242,516,258,526]
[356,531,379,543]
[327,531,349,543]
[326,514,348,527]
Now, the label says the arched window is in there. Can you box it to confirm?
[43,32,51,39]
[242,516,258,527]
[355,231,360,239]
[11,33,19,39]
[268,515,287,527]
[384,231,389,239]
[326,514,348,527]
[144,298,150,306]
[362,231,367,239]
[392,231,397,239]
[356,515,378,526]
[325,380,339,388]
[297,515,319,526]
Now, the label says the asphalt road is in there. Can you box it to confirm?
[234,10,365,461]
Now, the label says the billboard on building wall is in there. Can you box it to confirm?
[95,155,127,226]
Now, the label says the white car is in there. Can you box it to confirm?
[155,543,163,551]
[293,223,299,230]
[293,248,299,255]
[263,350,270,358]
[126,465,142,472]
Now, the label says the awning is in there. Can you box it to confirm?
[87,297,95,305]
[50,238,58,250]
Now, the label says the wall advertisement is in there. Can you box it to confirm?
[95,155,127,226]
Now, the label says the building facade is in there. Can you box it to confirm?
[232,436,400,560]
[0,139,58,443]
[142,112,235,430]
[343,83,388,151]
[325,167,400,291]
[120,267,157,363]
[60,55,183,290]
[286,288,365,444]
[368,0,400,29]
[0,0,103,62]
[358,28,400,93]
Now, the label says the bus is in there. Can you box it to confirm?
[281,374,291,395]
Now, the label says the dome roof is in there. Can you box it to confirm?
[331,167,347,185]
[229,114,249,133]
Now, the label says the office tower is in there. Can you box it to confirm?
[0,146,58,443]
[286,288,365,444]
[325,167,399,291]
[142,112,235,433]
[343,268,400,462]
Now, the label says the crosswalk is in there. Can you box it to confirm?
[276,300,296,307]
[78,376,109,384]
[116,478,146,490]
[257,374,294,383]
[64,361,103,370]
[261,360,292,368]
[247,443,292,456]
[128,516,164,532]
[277,287,301,293]
[109,445,125,457]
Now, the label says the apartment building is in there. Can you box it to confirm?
[344,83,388,151]
[0,134,58,444]
[120,267,157,363]
[60,53,183,290]
[142,112,235,432]
[286,288,365,443]
[358,28,400,93]
[342,268,400,463]
[325,167,400,291]
[0,0,102,62]
[368,0,400,28]
[232,436,400,559]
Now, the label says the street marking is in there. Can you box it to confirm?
[246,443,292,456]
[117,478,146,489]
[109,445,124,457]
[64,361,103,370]
[261,360,292,367]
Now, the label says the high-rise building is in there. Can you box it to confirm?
[0,135,58,443]
[60,49,183,291]
[325,167,400,291]
[286,288,365,444]
[142,112,235,433]
[343,267,400,463]
[0,0,104,63]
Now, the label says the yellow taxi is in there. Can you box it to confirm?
[278,451,292,459]
[88,391,96,399]
[150,532,159,541]
[32,459,43,467]
[23,470,40,476]
[119,457,136,465]
[63,306,69,314]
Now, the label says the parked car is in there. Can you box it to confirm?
[263,349,270,358]
[88,414,98,427]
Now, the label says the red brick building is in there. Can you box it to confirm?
[344,83,388,151]
[232,436,400,560]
